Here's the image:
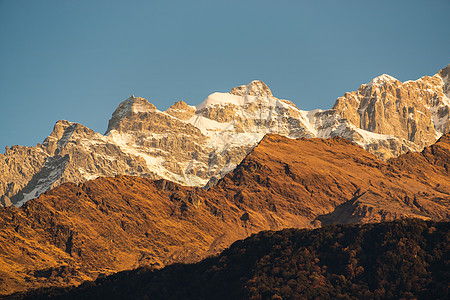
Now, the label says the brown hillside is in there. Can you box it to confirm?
[1,134,449,296]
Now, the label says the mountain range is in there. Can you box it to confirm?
[1,64,449,207]
[1,64,449,297]
[1,130,449,295]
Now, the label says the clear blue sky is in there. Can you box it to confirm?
[1,0,449,152]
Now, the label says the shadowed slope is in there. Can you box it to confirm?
[11,220,450,300]
[1,134,449,295]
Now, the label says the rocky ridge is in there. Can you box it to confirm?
[0,133,449,295]
[1,65,449,206]
[333,65,450,158]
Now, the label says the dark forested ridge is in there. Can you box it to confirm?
[12,219,449,300]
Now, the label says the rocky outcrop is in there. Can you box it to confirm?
[1,120,158,207]
[230,80,273,97]
[333,65,450,158]
[106,95,157,133]
[0,145,48,205]
[0,133,449,295]
[1,65,449,206]
[166,100,196,121]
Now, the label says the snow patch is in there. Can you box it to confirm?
[299,109,322,136]
[220,163,237,176]
[187,115,235,134]
[354,128,394,143]
[367,74,398,86]
[78,168,99,181]
[16,158,68,206]
[442,94,450,107]
[108,130,209,187]
[196,92,248,110]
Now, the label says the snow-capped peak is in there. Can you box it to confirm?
[367,74,398,86]
[230,80,273,97]
[195,92,246,110]
[196,81,274,110]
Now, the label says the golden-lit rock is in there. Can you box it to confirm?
[0,133,449,295]
[0,65,449,206]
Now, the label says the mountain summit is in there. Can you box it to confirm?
[367,74,398,86]
[230,80,274,97]
[1,64,449,206]
[0,132,449,295]
[106,95,157,133]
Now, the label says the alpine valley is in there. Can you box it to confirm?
[0,65,449,297]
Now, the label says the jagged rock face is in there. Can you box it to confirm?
[439,64,450,101]
[1,66,449,206]
[1,120,158,207]
[106,96,157,133]
[333,68,450,152]
[0,133,449,295]
[166,100,196,120]
[196,81,311,137]
[0,145,48,204]
[230,80,273,97]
